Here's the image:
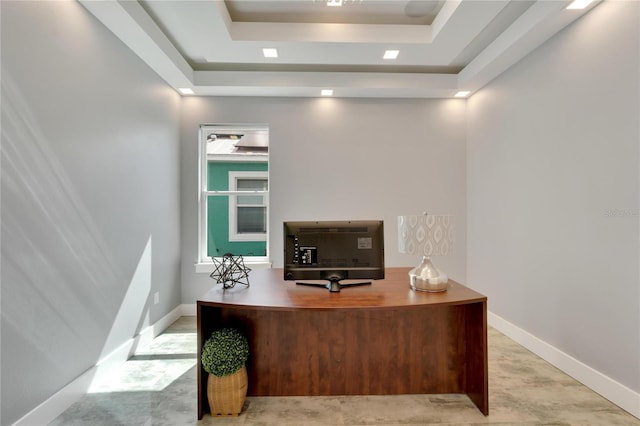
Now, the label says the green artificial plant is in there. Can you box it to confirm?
[201,327,249,377]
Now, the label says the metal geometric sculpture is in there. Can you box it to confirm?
[209,253,251,289]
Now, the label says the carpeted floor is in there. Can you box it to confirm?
[50,316,639,425]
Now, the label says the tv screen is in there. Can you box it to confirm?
[283,220,385,292]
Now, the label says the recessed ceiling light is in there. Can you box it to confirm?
[321,89,334,96]
[383,50,400,60]
[454,91,471,98]
[263,48,278,58]
[566,0,593,9]
[327,0,343,6]
[178,88,194,95]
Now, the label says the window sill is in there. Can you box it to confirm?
[194,260,272,273]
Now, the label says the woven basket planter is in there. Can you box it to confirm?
[207,365,248,416]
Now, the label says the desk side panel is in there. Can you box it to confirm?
[465,300,489,415]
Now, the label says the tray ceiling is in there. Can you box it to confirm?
[79,0,600,98]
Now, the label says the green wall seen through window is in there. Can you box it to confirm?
[207,161,268,257]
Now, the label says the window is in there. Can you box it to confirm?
[198,125,269,267]
[228,171,268,241]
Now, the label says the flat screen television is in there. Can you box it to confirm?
[283,220,385,292]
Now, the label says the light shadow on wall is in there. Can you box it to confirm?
[2,71,123,369]
[1,70,158,422]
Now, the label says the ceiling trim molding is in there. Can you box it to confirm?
[458,0,602,92]
[213,0,234,41]
[192,70,459,98]
[230,22,432,44]
[431,0,462,40]
[429,0,510,63]
[194,70,457,88]
[78,0,603,98]
[79,0,193,88]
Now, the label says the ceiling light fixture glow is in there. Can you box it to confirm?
[383,50,400,60]
[262,48,278,58]
[178,88,194,95]
[566,0,593,9]
[321,89,334,96]
[454,91,471,98]
[327,0,343,6]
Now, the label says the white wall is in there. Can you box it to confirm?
[6,1,637,423]
[467,0,639,396]
[1,2,181,424]
[180,97,467,302]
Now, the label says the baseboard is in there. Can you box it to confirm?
[12,305,184,426]
[488,311,640,419]
[180,303,197,316]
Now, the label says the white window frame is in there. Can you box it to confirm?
[228,171,268,242]
[197,124,270,271]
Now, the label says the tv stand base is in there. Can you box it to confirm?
[296,279,371,292]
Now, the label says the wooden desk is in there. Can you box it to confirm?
[197,268,488,419]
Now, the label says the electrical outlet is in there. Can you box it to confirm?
[154,292,160,305]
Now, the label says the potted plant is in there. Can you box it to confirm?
[201,327,250,416]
